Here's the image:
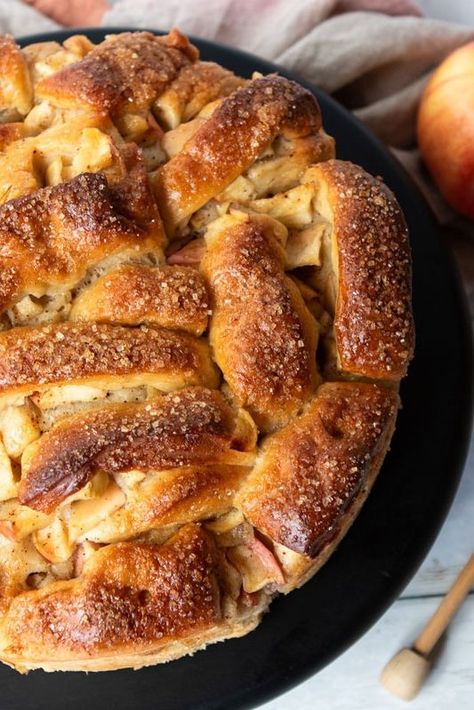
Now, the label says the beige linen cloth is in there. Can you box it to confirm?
[2,0,474,269]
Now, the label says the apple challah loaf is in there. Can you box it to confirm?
[0,30,414,672]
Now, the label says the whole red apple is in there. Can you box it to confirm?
[417,42,474,219]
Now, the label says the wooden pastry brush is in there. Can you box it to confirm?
[380,554,474,701]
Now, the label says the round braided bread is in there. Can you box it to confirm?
[0,30,414,673]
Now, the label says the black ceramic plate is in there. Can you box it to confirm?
[2,28,472,710]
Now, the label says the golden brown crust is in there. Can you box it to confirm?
[0,525,223,662]
[0,36,33,118]
[154,61,245,129]
[201,212,318,432]
[1,611,266,673]
[305,161,414,380]
[36,31,198,115]
[154,75,322,234]
[237,382,399,556]
[0,322,218,404]
[274,399,398,592]
[0,30,414,675]
[70,265,210,335]
[22,36,95,93]
[86,465,253,543]
[0,170,164,315]
[0,122,26,151]
[0,537,51,615]
[19,387,255,513]
[107,143,165,235]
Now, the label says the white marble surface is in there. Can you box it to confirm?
[262,2,474,708]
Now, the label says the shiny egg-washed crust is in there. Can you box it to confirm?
[201,212,318,432]
[70,264,210,335]
[154,60,246,129]
[269,383,400,595]
[0,36,32,118]
[154,74,322,234]
[0,121,26,150]
[0,30,414,674]
[85,464,254,543]
[0,525,267,672]
[0,322,219,405]
[19,387,256,513]
[21,35,95,89]
[305,161,415,380]
[35,30,198,114]
[109,143,165,234]
[0,168,164,315]
[237,382,399,556]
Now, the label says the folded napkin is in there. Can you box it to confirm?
[2,0,474,230]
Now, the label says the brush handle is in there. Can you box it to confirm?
[414,554,474,656]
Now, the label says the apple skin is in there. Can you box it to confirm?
[417,42,474,219]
